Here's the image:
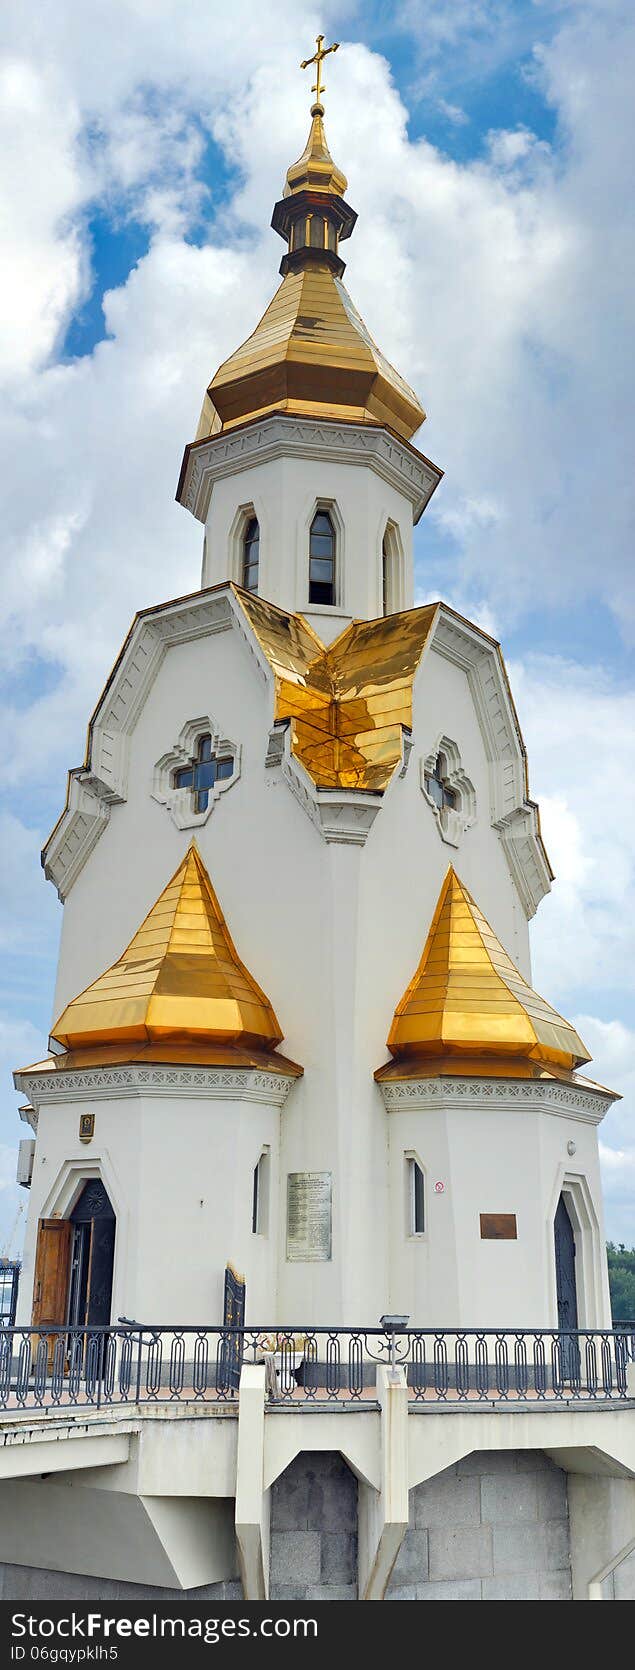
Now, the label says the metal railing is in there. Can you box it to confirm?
[0,1324,633,1415]
[0,1262,20,1329]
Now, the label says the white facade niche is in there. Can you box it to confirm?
[152,715,241,832]
[420,735,476,848]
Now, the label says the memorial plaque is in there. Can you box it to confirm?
[286,1172,332,1262]
[480,1213,517,1240]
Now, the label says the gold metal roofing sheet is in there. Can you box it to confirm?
[284,106,348,199]
[201,263,425,441]
[234,591,437,792]
[385,867,590,1072]
[51,844,285,1052]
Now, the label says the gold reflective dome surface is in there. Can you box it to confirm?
[284,105,348,199]
[380,867,591,1075]
[51,844,285,1052]
[235,588,438,792]
[192,104,425,444]
[196,264,425,441]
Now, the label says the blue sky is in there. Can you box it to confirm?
[0,0,633,1251]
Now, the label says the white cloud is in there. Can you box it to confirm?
[509,655,635,1004]
[436,99,469,127]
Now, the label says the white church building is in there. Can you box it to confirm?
[4,43,635,1603]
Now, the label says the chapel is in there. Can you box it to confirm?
[6,41,632,1606]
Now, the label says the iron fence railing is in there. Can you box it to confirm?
[0,1324,632,1415]
[0,1263,20,1329]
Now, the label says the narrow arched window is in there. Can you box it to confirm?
[382,534,390,616]
[309,509,336,606]
[242,516,259,593]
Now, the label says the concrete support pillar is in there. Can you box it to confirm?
[569,1475,635,1600]
[235,1364,270,1600]
[358,1365,408,1600]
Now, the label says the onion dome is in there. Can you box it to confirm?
[378,868,590,1078]
[51,844,285,1054]
[188,102,425,447]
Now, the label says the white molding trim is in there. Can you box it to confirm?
[43,588,239,899]
[42,585,550,915]
[429,608,552,917]
[151,714,241,832]
[178,415,442,525]
[14,1064,298,1112]
[546,1168,605,1329]
[279,725,383,845]
[420,733,477,849]
[377,1076,614,1124]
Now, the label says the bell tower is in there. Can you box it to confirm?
[176,46,442,641]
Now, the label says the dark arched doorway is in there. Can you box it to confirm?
[554,1193,578,1332]
[67,1180,115,1329]
[554,1193,579,1381]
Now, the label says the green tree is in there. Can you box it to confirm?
[606,1242,635,1321]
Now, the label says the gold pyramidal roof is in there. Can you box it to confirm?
[377,867,590,1078]
[235,588,438,792]
[51,844,287,1055]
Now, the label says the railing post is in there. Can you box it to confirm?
[135,1329,143,1405]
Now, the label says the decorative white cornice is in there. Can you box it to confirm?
[43,589,238,899]
[377,1075,613,1124]
[179,415,442,526]
[429,608,552,917]
[14,1064,298,1112]
[42,584,551,911]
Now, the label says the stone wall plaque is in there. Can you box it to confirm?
[286,1172,332,1262]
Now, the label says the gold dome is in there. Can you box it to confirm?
[378,867,590,1077]
[186,100,426,449]
[51,843,286,1053]
[195,263,426,441]
[284,104,348,200]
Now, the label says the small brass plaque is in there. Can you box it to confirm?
[480,1213,517,1240]
[79,1113,95,1144]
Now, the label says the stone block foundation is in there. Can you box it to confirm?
[387,1449,571,1600]
[269,1450,358,1601]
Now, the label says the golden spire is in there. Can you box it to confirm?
[179,37,427,455]
[300,33,340,108]
[380,867,590,1075]
[51,843,285,1053]
[283,104,348,200]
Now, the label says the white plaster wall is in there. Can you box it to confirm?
[33,609,595,1329]
[387,1101,611,1330]
[18,1094,280,1328]
[200,451,415,635]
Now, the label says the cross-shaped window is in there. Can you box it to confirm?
[424,751,457,812]
[173,734,234,814]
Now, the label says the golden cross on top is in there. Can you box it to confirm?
[300,33,340,107]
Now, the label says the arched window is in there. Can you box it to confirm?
[382,534,390,616]
[309,509,336,606]
[242,516,259,593]
[382,522,401,615]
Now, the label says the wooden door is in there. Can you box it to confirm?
[32,1218,72,1331]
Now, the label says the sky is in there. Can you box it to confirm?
[0,0,633,1255]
